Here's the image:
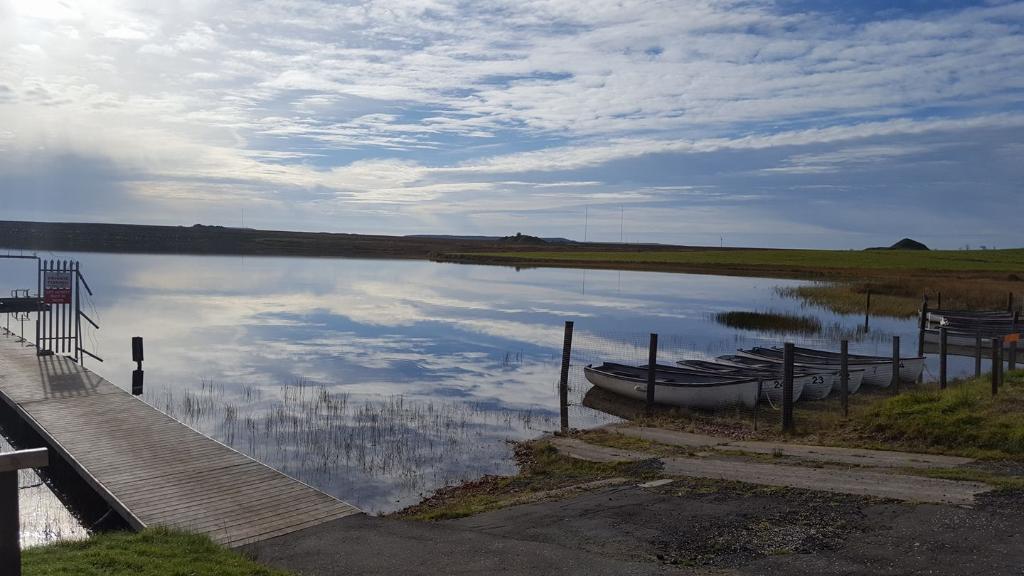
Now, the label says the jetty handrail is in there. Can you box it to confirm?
[1,447,49,576]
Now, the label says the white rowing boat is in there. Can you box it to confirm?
[714,354,842,399]
[583,363,759,410]
[783,345,925,386]
[672,359,807,404]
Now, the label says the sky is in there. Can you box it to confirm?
[0,0,1022,249]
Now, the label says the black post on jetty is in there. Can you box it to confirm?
[1009,292,1015,313]
[992,337,1002,396]
[939,327,948,390]
[1009,338,1018,372]
[131,336,144,396]
[891,336,901,394]
[917,296,928,357]
[975,332,983,378]
[864,288,871,331]
[840,340,849,418]
[937,292,942,311]
[1,448,48,576]
[646,333,658,412]
[782,343,794,433]
[558,321,573,432]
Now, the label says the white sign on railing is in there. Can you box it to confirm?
[43,271,71,305]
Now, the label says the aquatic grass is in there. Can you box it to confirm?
[778,277,1023,319]
[713,310,822,335]
[22,528,291,576]
[149,375,559,513]
[777,285,918,318]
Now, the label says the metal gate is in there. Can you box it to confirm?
[36,259,101,363]
[0,255,101,365]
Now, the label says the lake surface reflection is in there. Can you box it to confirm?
[0,253,964,518]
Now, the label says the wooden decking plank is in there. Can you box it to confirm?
[59,437,235,462]
[176,497,354,541]
[127,475,311,517]
[220,508,361,548]
[153,488,336,531]
[57,445,245,477]
[70,442,239,469]
[104,462,273,500]
[88,453,251,484]
[95,456,258,488]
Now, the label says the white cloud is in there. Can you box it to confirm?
[0,0,1022,246]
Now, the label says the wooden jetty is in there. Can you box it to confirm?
[0,331,360,547]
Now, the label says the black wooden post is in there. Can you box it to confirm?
[937,292,942,310]
[646,333,658,411]
[131,336,145,396]
[558,321,573,432]
[939,327,948,390]
[864,288,871,331]
[917,296,928,357]
[891,336,901,394]
[782,343,794,433]
[975,332,983,378]
[1009,292,1015,313]
[992,337,1002,396]
[1009,339,1018,372]
[0,467,16,576]
[1,448,48,576]
[840,340,849,418]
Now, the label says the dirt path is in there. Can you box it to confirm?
[607,424,975,468]
[550,437,989,505]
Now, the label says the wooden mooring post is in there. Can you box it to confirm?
[781,343,794,433]
[840,340,849,418]
[917,296,928,358]
[937,292,942,311]
[646,333,658,412]
[558,321,574,432]
[1009,292,1015,313]
[864,288,871,331]
[1009,339,1018,372]
[992,337,1002,396]
[891,336,901,394]
[939,327,948,390]
[975,332,983,378]
[131,336,145,396]
[1,448,48,576]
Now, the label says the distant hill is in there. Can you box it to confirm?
[866,238,930,251]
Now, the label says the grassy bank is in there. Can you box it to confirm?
[822,369,1024,459]
[23,528,289,576]
[446,248,1024,276]
[445,248,1023,318]
[638,370,1024,460]
[395,441,662,521]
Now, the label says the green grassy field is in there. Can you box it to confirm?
[459,248,1024,274]
[841,370,1024,459]
[23,528,290,576]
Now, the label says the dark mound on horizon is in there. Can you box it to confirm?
[498,233,550,245]
[866,238,930,251]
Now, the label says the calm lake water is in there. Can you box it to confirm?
[0,252,976,545]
